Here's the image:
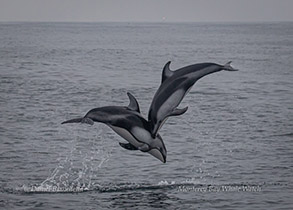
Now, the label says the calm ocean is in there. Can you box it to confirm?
[1,22,292,209]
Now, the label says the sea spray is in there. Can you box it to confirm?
[20,124,112,193]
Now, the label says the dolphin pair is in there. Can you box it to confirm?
[62,61,237,163]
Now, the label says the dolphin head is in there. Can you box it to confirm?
[147,133,167,163]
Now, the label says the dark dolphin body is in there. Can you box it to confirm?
[62,93,167,163]
[148,61,238,137]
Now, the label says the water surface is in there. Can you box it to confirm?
[1,22,292,209]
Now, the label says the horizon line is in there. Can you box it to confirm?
[1,20,292,24]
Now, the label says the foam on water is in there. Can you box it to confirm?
[15,178,268,194]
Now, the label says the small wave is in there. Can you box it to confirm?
[16,184,91,194]
[14,181,189,194]
[13,180,271,194]
[96,181,183,193]
[267,132,293,138]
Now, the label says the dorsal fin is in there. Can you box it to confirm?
[127,92,140,113]
[161,61,173,83]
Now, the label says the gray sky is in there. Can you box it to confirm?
[0,0,292,22]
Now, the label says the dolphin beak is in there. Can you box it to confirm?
[161,148,167,163]
[148,149,167,163]
[162,153,167,163]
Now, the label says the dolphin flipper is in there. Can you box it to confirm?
[150,106,189,138]
[120,142,150,152]
[119,142,138,150]
[168,106,188,117]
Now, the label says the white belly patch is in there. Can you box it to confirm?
[109,125,145,148]
[131,126,152,144]
[157,89,185,120]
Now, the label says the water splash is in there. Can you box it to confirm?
[19,125,112,193]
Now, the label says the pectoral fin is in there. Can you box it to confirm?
[119,142,138,150]
[168,106,188,117]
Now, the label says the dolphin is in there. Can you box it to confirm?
[62,92,167,163]
[148,61,238,137]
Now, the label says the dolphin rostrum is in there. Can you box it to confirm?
[148,61,238,137]
[62,92,167,163]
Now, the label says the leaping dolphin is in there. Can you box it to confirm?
[62,92,167,163]
[148,61,238,138]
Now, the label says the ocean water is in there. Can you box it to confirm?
[0,22,292,209]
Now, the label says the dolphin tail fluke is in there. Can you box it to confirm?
[223,61,238,71]
[61,117,94,125]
